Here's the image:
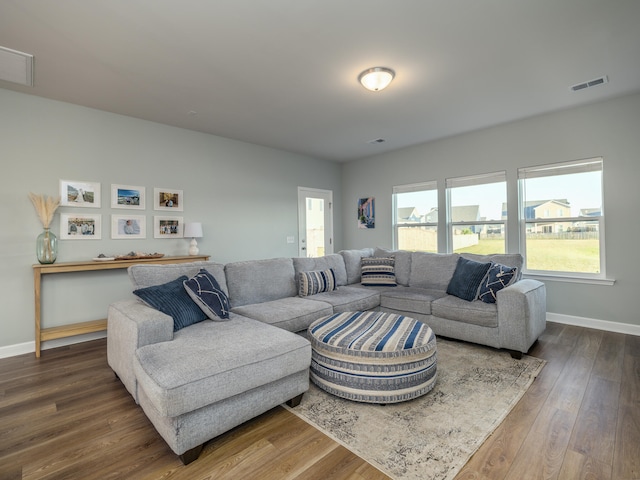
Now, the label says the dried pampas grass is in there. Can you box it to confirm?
[29,193,60,229]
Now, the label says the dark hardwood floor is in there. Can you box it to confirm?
[0,321,638,479]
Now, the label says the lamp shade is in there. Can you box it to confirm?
[358,67,395,91]
[183,222,203,238]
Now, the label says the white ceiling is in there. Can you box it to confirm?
[1,0,639,162]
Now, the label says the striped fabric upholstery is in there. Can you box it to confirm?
[308,311,437,403]
[298,268,337,297]
[360,257,397,286]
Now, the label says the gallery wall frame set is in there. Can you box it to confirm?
[56,180,186,240]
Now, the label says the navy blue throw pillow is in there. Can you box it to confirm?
[133,275,207,331]
[478,263,518,303]
[183,268,230,320]
[446,257,492,302]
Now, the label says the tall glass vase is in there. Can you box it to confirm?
[36,228,58,264]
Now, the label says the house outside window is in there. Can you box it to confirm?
[393,181,438,252]
[446,171,507,254]
[518,157,604,276]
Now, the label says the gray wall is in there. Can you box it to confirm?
[341,92,640,328]
[1,88,342,349]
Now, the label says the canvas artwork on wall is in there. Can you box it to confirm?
[358,197,375,229]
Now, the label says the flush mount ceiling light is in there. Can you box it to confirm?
[358,67,395,92]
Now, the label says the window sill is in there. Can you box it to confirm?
[523,273,615,286]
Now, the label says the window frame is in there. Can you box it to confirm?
[445,171,507,253]
[518,157,606,280]
[392,181,438,252]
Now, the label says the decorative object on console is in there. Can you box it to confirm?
[183,222,203,255]
[29,192,60,264]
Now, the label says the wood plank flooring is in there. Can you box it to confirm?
[0,321,638,479]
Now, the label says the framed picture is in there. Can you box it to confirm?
[154,188,183,211]
[111,214,146,239]
[111,184,145,210]
[60,213,102,239]
[358,197,375,229]
[59,180,101,208]
[154,216,183,238]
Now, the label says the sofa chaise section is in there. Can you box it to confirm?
[133,317,310,461]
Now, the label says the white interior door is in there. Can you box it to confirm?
[298,187,333,257]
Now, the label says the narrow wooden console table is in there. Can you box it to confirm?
[33,255,210,357]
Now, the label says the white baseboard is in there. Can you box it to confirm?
[547,312,640,337]
[1,315,638,359]
[0,331,107,360]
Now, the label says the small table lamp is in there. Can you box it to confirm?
[183,222,203,256]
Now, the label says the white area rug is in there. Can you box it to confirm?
[284,338,545,480]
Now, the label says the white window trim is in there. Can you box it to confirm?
[518,157,606,278]
[445,171,507,253]
[392,181,438,250]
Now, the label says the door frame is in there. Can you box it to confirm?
[297,187,333,257]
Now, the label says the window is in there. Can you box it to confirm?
[446,171,507,254]
[518,158,604,276]
[393,182,438,252]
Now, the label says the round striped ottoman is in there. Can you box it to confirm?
[308,311,437,404]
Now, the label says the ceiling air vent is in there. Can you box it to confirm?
[570,75,608,92]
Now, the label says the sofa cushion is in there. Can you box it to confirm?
[293,254,348,286]
[133,316,311,417]
[374,247,412,286]
[446,257,492,302]
[478,263,518,303]
[431,295,498,328]
[302,286,380,313]
[298,268,337,297]
[128,261,228,295]
[461,253,523,281]
[225,258,297,308]
[409,252,460,290]
[378,286,447,315]
[231,296,333,332]
[183,268,230,320]
[133,276,207,331]
[339,248,374,284]
[361,257,397,286]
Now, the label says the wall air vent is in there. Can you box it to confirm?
[570,75,608,92]
[0,46,34,86]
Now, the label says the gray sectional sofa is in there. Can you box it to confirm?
[107,247,546,464]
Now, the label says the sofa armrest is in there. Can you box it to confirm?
[497,279,546,354]
[107,299,173,402]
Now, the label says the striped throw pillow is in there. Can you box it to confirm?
[361,257,397,286]
[299,268,337,297]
